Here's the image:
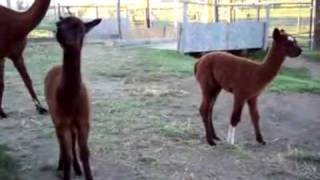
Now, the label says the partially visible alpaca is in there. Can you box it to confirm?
[45,16,101,180]
[0,0,51,117]
[195,28,302,146]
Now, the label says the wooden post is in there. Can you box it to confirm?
[183,2,189,25]
[309,0,314,48]
[229,0,233,22]
[214,0,219,22]
[313,0,320,49]
[178,2,189,53]
[58,3,61,17]
[174,0,179,28]
[96,6,99,18]
[117,0,123,39]
[145,0,151,28]
[264,5,271,50]
[208,0,213,23]
[257,0,261,21]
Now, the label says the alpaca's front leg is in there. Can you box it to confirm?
[227,125,236,144]
[227,97,245,145]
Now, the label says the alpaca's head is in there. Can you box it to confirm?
[56,16,101,48]
[272,28,302,58]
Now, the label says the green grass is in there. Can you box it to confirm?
[246,49,320,93]
[0,145,21,180]
[302,49,320,62]
[286,149,320,164]
[272,67,320,94]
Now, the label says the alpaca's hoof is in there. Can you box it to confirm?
[0,110,8,118]
[213,136,221,141]
[74,168,82,176]
[74,163,82,176]
[258,140,266,145]
[207,139,216,146]
[57,166,62,171]
[257,137,266,145]
[36,105,48,115]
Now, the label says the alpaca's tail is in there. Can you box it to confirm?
[194,61,199,76]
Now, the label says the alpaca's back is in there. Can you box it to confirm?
[196,52,263,95]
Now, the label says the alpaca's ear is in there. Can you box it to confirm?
[85,19,102,33]
[273,28,281,41]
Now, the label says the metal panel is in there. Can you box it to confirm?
[179,21,266,53]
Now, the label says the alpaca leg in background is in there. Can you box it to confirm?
[11,55,47,114]
[200,91,215,145]
[248,97,266,145]
[0,60,6,118]
[228,97,245,145]
[77,124,93,180]
[207,87,221,141]
[57,137,64,171]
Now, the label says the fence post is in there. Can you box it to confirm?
[214,0,219,22]
[96,6,99,18]
[309,0,314,48]
[6,0,11,8]
[117,0,123,39]
[58,3,61,18]
[264,5,271,50]
[183,2,189,25]
[208,0,213,23]
[312,0,320,49]
[178,2,189,53]
[174,0,179,28]
[257,0,261,21]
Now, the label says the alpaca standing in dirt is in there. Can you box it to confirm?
[45,16,101,180]
[194,28,302,146]
[0,0,51,117]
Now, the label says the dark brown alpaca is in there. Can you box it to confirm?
[195,28,302,146]
[0,0,51,117]
[45,17,101,180]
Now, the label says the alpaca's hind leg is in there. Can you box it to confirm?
[72,129,82,176]
[208,88,221,141]
[227,96,245,145]
[77,125,93,180]
[57,141,64,171]
[200,90,216,146]
[10,55,47,115]
[0,60,7,118]
[248,97,266,145]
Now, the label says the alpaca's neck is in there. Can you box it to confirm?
[259,42,286,83]
[16,0,51,36]
[61,46,82,97]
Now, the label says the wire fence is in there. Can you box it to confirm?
[28,1,314,48]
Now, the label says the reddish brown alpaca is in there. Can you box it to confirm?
[0,0,51,117]
[45,17,101,180]
[195,28,302,146]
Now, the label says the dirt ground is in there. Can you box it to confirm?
[0,43,319,180]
